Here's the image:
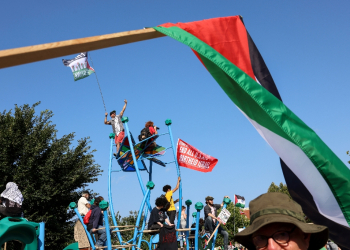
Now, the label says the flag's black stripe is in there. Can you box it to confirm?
[235,195,245,200]
[246,32,282,102]
[243,21,350,249]
[62,52,87,66]
[281,159,350,250]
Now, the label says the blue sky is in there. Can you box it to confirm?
[1,0,350,218]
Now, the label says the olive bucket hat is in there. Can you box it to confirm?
[234,193,328,250]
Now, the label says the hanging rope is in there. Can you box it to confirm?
[89,52,107,113]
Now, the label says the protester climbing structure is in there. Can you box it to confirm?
[67,118,231,250]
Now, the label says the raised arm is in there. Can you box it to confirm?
[120,99,127,116]
[172,176,181,193]
[104,112,110,125]
[220,196,230,207]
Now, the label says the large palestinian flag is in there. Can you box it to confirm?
[154,16,350,249]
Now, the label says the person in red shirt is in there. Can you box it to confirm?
[145,121,158,136]
[140,121,158,149]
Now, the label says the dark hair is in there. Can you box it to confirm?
[82,190,90,195]
[199,218,204,225]
[145,121,154,128]
[155,197,167,207]
[163,185,171,192]
[110,110,116,116]
[182,206,186,210]
[94,196,104,206]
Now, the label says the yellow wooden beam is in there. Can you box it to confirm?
[0,28,165,69]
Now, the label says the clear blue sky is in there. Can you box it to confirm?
[1,0,350,217]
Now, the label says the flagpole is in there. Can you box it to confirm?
[234,206,236,236]
[89,53,107,113]
[240,209,244,227]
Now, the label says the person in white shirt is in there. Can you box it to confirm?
[104,100,127,155]
[75,190,91,248]
[78,191,91,216]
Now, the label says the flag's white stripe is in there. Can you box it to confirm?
[237,108,348,227]
[237,199,245,204]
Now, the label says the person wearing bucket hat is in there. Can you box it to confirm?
[234,192,328,250]
[204,195,230,250]
[104,99,127,155]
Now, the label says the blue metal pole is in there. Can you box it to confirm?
[123,117,152,211]
[107,134,124,245]
[165,119,182,234]
[211,198,231,250]
[149,160,153,182]
[137,202,149,249]
[194,211,200,250]
[71,206,96,250]
[132,182,153,250]
[185,200,192,250]
[103,210,112,250]
[194,202,203,250]
[38,222,45,250]
[137,168,153,250]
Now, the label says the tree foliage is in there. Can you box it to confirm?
[0,103,102,249]
[267,182,291,199]
[215,202,250,247]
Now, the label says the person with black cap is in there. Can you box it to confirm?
[104,99,127,155]
[234,192,329,250]
[78,190,91,216]
[204,195,229,250]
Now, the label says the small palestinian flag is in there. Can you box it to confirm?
[62,52,94,81]
[235,195,245,208]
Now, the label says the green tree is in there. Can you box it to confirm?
[215,202,250,247]
[267,182,291,198]
[0,103,102,249]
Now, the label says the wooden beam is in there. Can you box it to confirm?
[0,28,166,69]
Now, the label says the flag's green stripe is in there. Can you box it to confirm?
[154,25,350,224]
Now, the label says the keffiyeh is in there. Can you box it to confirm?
[1,182,24,205]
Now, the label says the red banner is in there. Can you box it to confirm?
[176,139,218,172]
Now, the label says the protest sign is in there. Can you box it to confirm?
[176,139,218,172]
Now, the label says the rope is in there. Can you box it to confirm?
[89,52,107,113]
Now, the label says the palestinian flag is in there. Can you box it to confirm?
[62,52,94,81]
[154,16,350,249]
[235,195,245,208]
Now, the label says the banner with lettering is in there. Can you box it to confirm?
[62,52,95,81]
[176,139,218,172]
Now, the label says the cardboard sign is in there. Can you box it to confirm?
[176,139,218,172]
[217,208,231,225]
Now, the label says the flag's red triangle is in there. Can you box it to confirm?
[159,16,255,80]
